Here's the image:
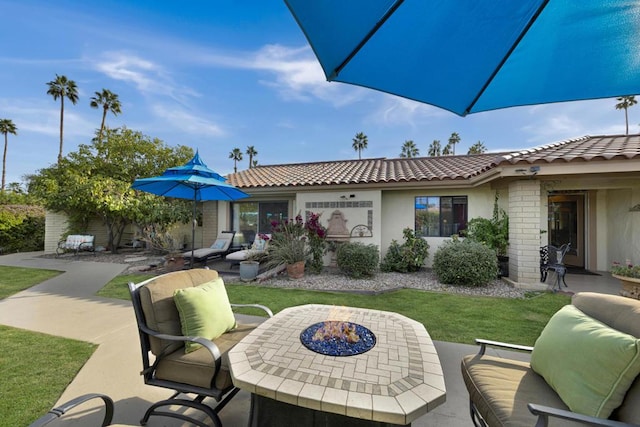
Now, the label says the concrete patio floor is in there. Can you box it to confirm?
[0,252,621,426]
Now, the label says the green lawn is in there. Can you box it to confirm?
[0,265,61,299]
[1,325,96,426]
[103,275,570,346]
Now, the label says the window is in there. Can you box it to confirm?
[415,196,467,237]
[231,201,288,245]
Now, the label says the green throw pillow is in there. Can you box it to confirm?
[173,278,237,353]
[531,304,640,418]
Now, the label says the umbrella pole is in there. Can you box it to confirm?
[190,193,197,269]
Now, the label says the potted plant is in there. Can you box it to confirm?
[611,260,640,299]
[264,214,310,279]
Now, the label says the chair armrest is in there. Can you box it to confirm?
[475,338,534,355]
[231,303,274,318]
[138,323,223,366]
[29,393,114,427]
[528,403,637,427]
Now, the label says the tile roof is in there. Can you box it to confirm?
[500,134,640,164]
[226,135,640,189]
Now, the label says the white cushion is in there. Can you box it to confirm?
[226,250,250,261]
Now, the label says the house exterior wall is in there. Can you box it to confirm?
[607,188,640,267]
[202,201,219,248]
[508,179,541,289]
[44,211,69,253]
[381,185,497,267]
[296,190,383,258]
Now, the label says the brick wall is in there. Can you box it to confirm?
[508,180,542,288]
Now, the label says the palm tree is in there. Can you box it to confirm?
[46,74,79,163]
[246,146,257,169]
[90,89,122,141]
[0,119,17,192]
[229,148,243,173]
[448,132,461,155]
[442,143,452,155]
[615,95,637,135]
[352,132,368,159]
[400,140,419,158]
[467,141,487,154]
[427,140,442,156]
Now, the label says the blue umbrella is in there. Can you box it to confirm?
[131,152,249,263]
[284,1,640,116]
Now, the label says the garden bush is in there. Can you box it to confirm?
[380,227,429,273]
[0,205,45,252]
[336,242,379,278]
[433,238,497,286]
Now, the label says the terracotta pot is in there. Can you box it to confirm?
[165,255,185,272]
[286,261,305,279]
[613,274,640,299]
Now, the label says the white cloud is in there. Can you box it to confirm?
[196,44,365,106]
[366,95,448,128]
[152,104,225,137]
[0,98,94,138]
[91,51,200,103]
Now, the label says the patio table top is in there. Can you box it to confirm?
[228,304,446,425]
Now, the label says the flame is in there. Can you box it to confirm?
[312,321,360,343]
[327,305,351,322]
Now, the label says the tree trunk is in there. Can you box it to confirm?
[58,98,65,163]
[2,134,7,191]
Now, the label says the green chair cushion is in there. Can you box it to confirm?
[173,278,237,353]
[531,304,640,418]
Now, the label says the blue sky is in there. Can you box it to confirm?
[0,0,632,186]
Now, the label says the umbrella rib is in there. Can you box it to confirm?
[331,0,405,80]
[463,0,550,116]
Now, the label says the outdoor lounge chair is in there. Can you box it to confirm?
[182,230,235,266]
[128,268,272,427]
[225,233,270,268]
[461,292,640,426]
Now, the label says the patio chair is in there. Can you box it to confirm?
[462,292,640,427]
[29,393,123,426]
[128,268,272,427]
[182,230,235,266]
[540,243,570,291]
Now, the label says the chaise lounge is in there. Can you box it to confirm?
[462,292,640,426]
[182,230,235,266]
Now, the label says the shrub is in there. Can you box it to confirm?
[380,227,429,273]
[462,192,509,256]
[336,242,379,278]
[433,238,498,286]
[0,205,45,252]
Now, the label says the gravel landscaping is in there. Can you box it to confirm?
[42,250,528,298]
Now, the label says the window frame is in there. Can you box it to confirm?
[415,195,468,238]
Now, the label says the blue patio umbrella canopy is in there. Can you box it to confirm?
[131,152,249,262]
[284,0,640,116]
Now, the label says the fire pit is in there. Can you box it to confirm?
[300,321,376,356]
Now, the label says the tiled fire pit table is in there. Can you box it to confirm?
[228,304,446,426]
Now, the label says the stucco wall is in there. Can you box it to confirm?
[381,185,497,267]
[607,188,640,267]
[296,190,383,255]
